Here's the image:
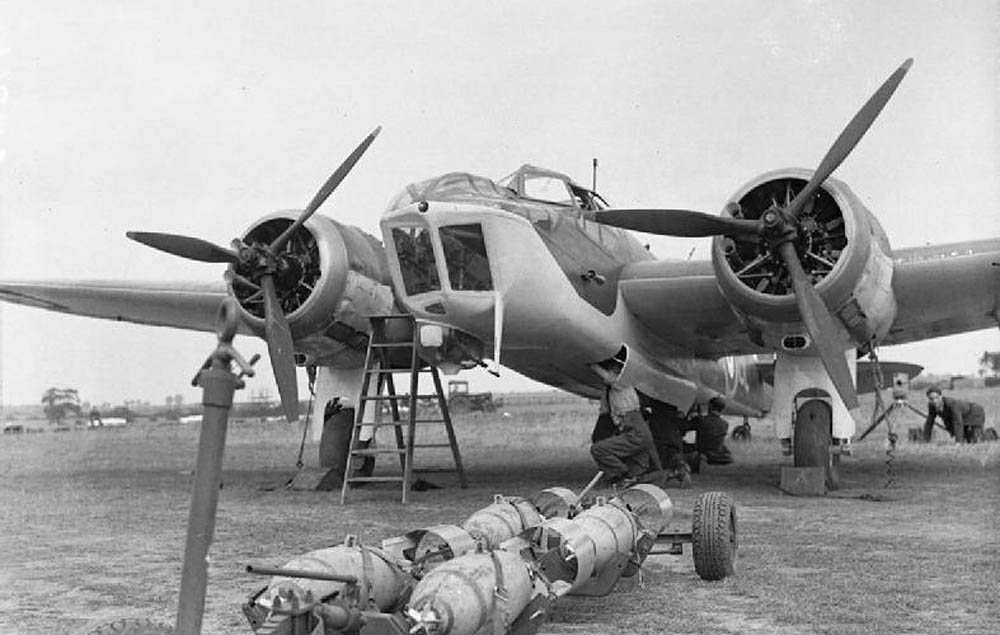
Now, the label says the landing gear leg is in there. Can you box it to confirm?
[794,399,839,490]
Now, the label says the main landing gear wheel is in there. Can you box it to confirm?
[731,421,752,442]
[794,398,840,490]
[319,407,355,471]
[80,618,173,635]
[691,491,738,581]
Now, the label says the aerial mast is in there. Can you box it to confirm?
[592,157,598,192]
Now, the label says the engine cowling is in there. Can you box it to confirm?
[711,169,897,354]
[229,212,397,366]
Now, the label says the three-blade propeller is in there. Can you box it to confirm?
[127,127,382,421]
[590,59,914,410]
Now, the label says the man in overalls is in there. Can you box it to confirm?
[590,380,663,487]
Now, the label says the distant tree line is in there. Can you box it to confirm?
[40,388,82,425]
[980,351,1000,386]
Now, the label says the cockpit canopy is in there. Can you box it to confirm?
[498,164,610,211]
[387,172,515,212]
[387,164,609,213]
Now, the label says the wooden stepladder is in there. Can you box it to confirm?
[340,314,467,503]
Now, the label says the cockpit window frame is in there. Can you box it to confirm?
[390,225,442,297]
[438,223,494,292]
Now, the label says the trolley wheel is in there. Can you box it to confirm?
[691,491,738,581]
[80,618,173,635]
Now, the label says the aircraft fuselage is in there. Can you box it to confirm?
[379,168,768,415]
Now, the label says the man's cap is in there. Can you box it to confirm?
[709,396,726,411]
[925,384,942,396]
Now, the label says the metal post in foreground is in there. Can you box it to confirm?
[175,299,256,635]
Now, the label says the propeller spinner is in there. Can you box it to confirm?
[590,58,915,410]
[127,126,382,421]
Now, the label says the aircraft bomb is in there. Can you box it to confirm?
[406,550,538,635]
[257,535,407,612]
[243,483,737,635]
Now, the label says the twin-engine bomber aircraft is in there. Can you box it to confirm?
[2,59,998,484]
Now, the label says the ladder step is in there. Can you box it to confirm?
[360,394,439,401]
[350,443,451,455]
[346,476,407,483]
[358,420,447,427]
[369,342,414,349]
[369,368,437,375]
[351,448,407,456]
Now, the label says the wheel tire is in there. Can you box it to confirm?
[793,399,838,490]
[319,407,354,470]
[81,618,173,635]
[731,424,751,442]
[691,491,738,581]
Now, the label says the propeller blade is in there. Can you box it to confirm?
[126,231,239,264]
[777,242,859,409]
[590,208,760,238]
[270,126,383,253]
[786,58,913,219]
[261,275,299,422]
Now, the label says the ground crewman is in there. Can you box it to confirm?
[923,385,986,443]
[589,379,662,487]
[693,396,733,466]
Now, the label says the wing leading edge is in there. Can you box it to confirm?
[0,280,235,334]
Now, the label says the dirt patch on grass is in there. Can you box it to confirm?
[2,394,999,634]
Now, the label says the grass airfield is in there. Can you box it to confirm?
[1,388,998,635]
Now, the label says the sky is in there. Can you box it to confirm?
[0,0,998,408]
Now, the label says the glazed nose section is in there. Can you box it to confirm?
[437,222,507,372]
[383,209,510,372]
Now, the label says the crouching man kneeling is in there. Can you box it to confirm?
[589,368,663,488]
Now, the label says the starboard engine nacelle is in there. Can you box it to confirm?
[711,169,897,355]
[230,212,396,366]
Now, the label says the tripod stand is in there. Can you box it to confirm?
[857,395,930,442]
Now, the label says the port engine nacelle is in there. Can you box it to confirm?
[229,213,396,367]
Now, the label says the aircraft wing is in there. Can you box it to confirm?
[619,240,1000,357]
[618,259,764,357]
[880,241,1000,346]
[0,280,234,334]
